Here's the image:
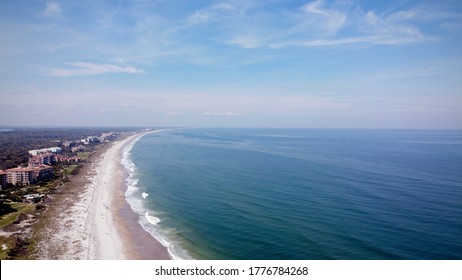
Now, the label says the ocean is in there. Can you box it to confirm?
[122,129,462,260]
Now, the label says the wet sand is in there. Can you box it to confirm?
[34,132,170,259]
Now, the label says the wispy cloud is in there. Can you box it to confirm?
[299,0,347,35]
[187,3,244,25]
[271,2,443,48]
[29,0,456,71]
[354,9,433,44]
[47,62,144,77]
[285,34,435,48]
[203,112,242,116]
[178,0,451,52]
[43,1,62,17]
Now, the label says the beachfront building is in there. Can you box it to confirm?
[33,165,53,182]
[28,147,62,156]
[29,151,78,166]
[5,167,35,186]
[62,140,75,148]
[5,165,53,186]
[100,132,116,142]
[71,145,86,153]
[55,154,79,163]
[29,153,56,167]
[81,136,100,145]
[0,171,7,190]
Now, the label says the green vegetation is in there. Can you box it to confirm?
[63,164,79,175]
[0,127,136,170]
[0,127,142,259]
[0,202,36,229]
[77,152,92,161]
[0,236,15,260]
[0,202,37,259]
[0,202,16,216]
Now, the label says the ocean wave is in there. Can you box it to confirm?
[122,132,193,260]
[138,214,192,260]
[145,211,160,225]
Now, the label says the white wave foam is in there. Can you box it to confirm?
[126,193,145,214]
[122,130,193,260]
[138,214,192,260]
[145,211,160,225]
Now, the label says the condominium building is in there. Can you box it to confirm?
[28,147,62,156]
[5,167,35,186]
[5,165,53,186]
[29,153,56,167]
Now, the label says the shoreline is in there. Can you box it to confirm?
[113,131,171,260]
[33,131,171,259]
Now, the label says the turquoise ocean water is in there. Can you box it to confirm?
[122,129,462,259]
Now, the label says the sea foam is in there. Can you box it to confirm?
[122,132,192,260]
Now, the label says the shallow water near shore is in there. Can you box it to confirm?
[124,129,462,260]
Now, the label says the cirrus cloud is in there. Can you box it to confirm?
[203,112,242,116]
[47,62,145,77]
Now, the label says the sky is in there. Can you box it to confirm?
[1,0,462,128]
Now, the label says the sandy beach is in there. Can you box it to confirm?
[34,132,170,259]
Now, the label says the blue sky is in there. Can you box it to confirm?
[1,0,461,128]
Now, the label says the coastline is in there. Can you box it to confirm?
[33,131,171,259]
[113,132,171,259]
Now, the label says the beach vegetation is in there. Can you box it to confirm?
[0,236,15,260]
[0,202,37,260]
[0,202,36,229]
[77,152,92,161]
[0,127,132,170]
[63,164,79,175]
[0,127,139,259]
[0,202,17,216]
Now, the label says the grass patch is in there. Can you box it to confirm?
[0,202,36,259]
[0,202,36,229]
[63,164,79,175]
[40,180,59,190]
[77,152,92,161]
[35,186,48,193]
[0,236,15,260]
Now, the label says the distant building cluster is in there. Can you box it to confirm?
[1,146,64,189]
[0,131,120,191]
[80,132,116,145]
[28,153,79,168]
[71,145,86,153]
[29,153,56,167]
[0,165,53,188]
[28,147,62,156]
[60,132,116,147]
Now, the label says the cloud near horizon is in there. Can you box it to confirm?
[1,0,462,128]
[46,62,145,77]
[203,112,243,116]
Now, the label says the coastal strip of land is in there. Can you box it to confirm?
[33,131,170,259]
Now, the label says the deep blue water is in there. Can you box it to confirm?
[125,129,462,260]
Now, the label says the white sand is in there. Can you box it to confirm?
[35,130,173,260]
[83,135,133,259]
[36,133,145,259]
